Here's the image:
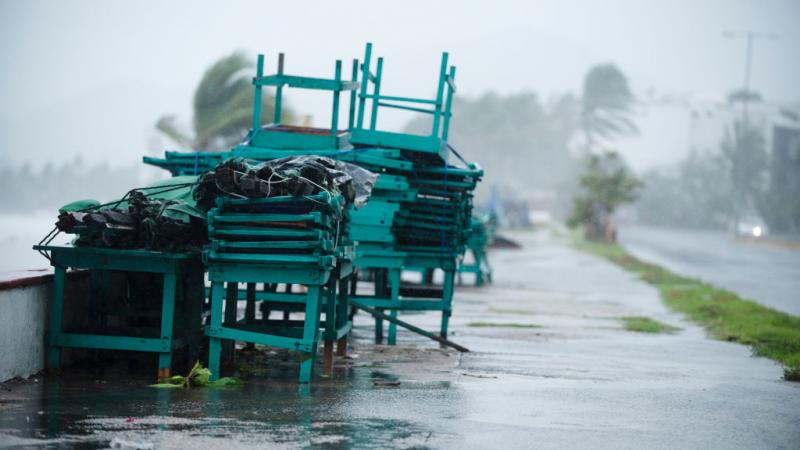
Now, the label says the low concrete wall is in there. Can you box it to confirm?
[0,273,88,382]
[0,282,50,381]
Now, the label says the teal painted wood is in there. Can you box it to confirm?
[253,54,265,131]
[332,60,342,135]
[233,321,305,338]
[351,301,468,352]
[36,246,204,379]
[254,74,357,91]
[142,152,224,176]
[335,151,413,171]
[205,273,352,347]
[34,246,192,273]
[215,239,334,252]
[209,228,325,239]
[374,174,410,190]
[139,43,484,351]
[348,59,358,129]
[248,126,350,151]
[207,264,330,285]
[246,52,360,151]
[273,53,283,123]
[205,253,335,266]
[298,285,322,382]
[369,57,383,130]
[402,255,458,270]
[55,334,169,352]
[204,187,351,383]
[209,323,313,352]
[349,228,394,243]
[213,212,328,225]
[349,130,447,159]
[158,272,178,372]
[431,52,449,138]
[457,216,492,286]
[350,298,446,311]
[356,43,372,129]
[350,43,457,161]
[207,280,224,381]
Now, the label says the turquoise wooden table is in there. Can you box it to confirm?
[33,245,205,380]
[204,192,347,384]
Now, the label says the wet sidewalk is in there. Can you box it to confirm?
[1,230,798,449]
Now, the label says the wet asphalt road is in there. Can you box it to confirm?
[619,225,800,316]
[1,230,798,449]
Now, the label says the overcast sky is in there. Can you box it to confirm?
[1,0,798,171]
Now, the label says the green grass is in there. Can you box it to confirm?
[572,234,800,381]
[467,322,542,329]
[621,316,680,334]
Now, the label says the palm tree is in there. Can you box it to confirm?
[156,51,292,151]
[580,64,638,153]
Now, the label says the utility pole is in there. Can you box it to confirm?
[722,31,777,220]
[723,31,777,124]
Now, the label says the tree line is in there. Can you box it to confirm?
[0,157,141,212]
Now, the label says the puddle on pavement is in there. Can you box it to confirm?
[0,345,463,449]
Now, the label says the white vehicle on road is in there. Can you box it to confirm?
[735,215,769,238]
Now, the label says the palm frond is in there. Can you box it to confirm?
[155,115,192,147]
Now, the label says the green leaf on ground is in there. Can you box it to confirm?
[149,383,185,389]
[208,377,244,387]
[148,361,244,388]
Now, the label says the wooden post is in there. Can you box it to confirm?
[252,54,264,131]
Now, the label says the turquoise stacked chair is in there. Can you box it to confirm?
[142,43,483,367]
[203,53,360,383]
[347,43,483,344]
[458,214,493,286]
[204,189,350,383]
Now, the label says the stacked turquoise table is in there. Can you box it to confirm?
[344,150,483,342]
[143,43,483,355]
[457,214,493,286]
[345,42,483,343]
[204,189,350,383]
[34,181,208,380]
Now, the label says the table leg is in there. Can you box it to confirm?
[47,266,66,372]
[299,286,322,383]
[440,269,455,339]
[222,282,238,361]
[245,283,256,350]
[158,272,177,380]
[387,268,400,345]
[336,276,349,356]
[208,280,224,381]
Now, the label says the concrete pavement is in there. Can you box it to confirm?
[1,229,798,449]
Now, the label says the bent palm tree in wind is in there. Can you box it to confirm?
[156,51,292,151]
[581,64,638,153]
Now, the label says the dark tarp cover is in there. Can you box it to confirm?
[193,156,377,211]
[56,176,206,252]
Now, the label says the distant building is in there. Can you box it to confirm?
[767,113,800,232]
[688,99,800,232]
[687,99,800,158]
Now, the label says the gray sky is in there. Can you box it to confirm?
[1,0,798,171]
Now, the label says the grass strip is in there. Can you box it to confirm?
[573,236,800,381]
[621,316,680,334]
